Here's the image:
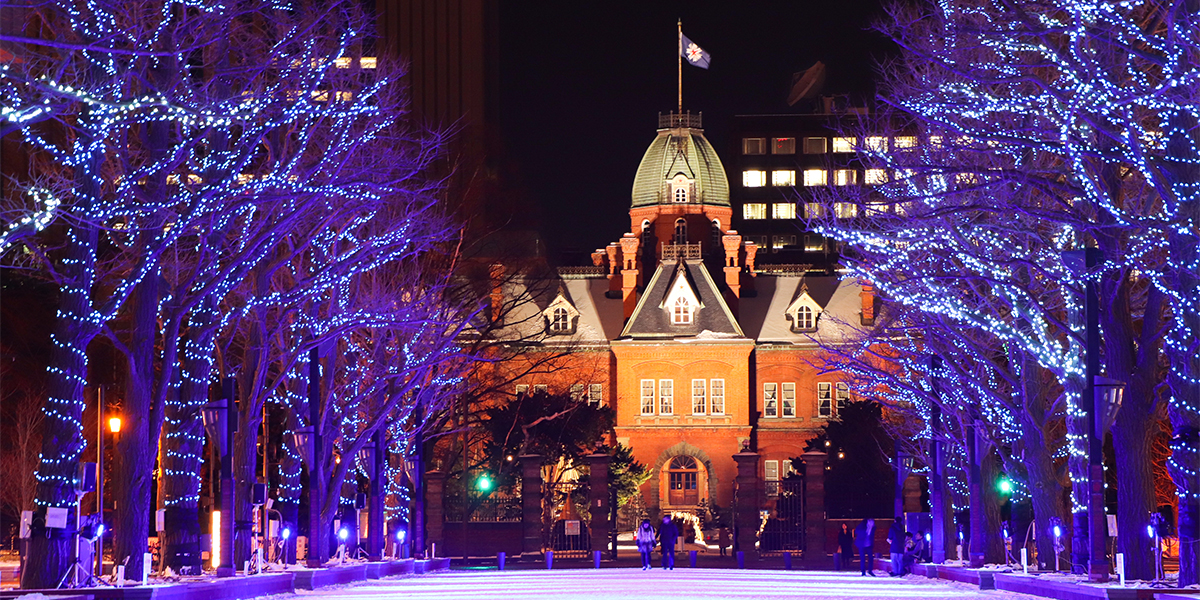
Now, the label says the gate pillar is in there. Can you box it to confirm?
[520,454,543,559]
[802,451,828,558]
[587,451,612,558]
[425,471,445,556]
[733,445,760,556]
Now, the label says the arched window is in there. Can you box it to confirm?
[674,187,688,203]
[711,219,722,249]
[667,456,699,505]
[674,218,687,244]
[550,307,569,332]
[672,296,692,325]
[797,305,814,330]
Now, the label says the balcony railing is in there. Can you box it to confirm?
[662,242,702,261]
[659,111,703,129]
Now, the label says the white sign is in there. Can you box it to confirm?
[1107,514,1118,537]
[156,509,166,532]
[20,511,32,538]
[46,507,69,529]
[564,520,581,536]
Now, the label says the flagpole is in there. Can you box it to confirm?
[677,18,682,116]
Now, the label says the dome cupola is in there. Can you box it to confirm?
[631,112,729,209]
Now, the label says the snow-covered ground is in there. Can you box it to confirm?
[297,568,1043,600]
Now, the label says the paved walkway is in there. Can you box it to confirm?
[300,568,1041,600]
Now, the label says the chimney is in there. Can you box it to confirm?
[489,263,505,323]
[606,243,621,296]
[619,234,641,320]
[860,279,876,325]
[743,241,759,294]
[721,230,743,317]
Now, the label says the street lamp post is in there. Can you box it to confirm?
[928,355,947,563]
[292,426,318,568]
[202,377,237,577]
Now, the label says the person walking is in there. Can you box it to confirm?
[658,515,679,570]
[718,525,730,557]
[635,519,656,570]
[838,522,855,571]
[886,520,905,576]
[854,518,877,576]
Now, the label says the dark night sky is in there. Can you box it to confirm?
[497,1,896,260]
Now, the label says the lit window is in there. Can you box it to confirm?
[864,136,888,152]
[672,296,692,324]
[836,382,850,410]
[743,170,767,187]
[674,187,688,202]
[571,384,585,401]
[772,203,796,219]
[589,384,603,407]
[533,384,547,394]
[802,169,827,186]
[805,203,826,219]
[782,383,796,417]
[832,137,856,153]
[743,138,766,155]
[833,169,857,186]
[710,379,725,415]
[549,307,570,332]
[692,379,707,415]
[765,460,779,481]
[864,169,888,185]
[764,383,778,417]
[893,136,917,149]
[818,382,833,417]
[771,235,795,251]
[835,202,858,218]
[772,137,796,154]
[641,380,656,415]
[896,202,914,216]
[515,384,529,396]
[771,170,796,186]
[865,201,888,216]
[803,137,827,154]
[803,235,824,252]
[956,172,979,186]
[743,203,767,220]
[796,305,814,329]
[659,380,674,415]
[674,219,687,244]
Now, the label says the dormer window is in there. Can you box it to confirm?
[785,283,822,333]
[674,187,687,203]
[796,305,814,330]
[542,292,580,335]
[673,296,693,324]
[550,307,570,332]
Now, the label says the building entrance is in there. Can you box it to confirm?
[666,456,701,506]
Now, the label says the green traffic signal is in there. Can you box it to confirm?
[997,477,1012,494]
[477,475,492,492]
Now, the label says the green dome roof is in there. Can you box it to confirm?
[631,117,729,208]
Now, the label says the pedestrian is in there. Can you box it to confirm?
[658,515,679,570]
[718,525,730,557]
[901,532,918,575]
[635,519,656,570]
[837,522,855,571]
[886,520,905,576]
[854,518,877,576]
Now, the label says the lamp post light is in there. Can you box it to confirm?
[292,425,321,568]
[357,434,385,561]
[202,378,237,577]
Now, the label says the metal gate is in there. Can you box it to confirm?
[545,481,590,558]
[759,480,805,555]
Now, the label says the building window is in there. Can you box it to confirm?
[803,234,824,252]
[710,379,725,415]
[674,187,688,203]
[771,235,795,251]
[589,384,603,407]
[832,137,856,153]
[771,170,796,186]
[743,203,767,220]
[672,296,692,324]
[864,136,889,153]
[864,169,888,185]
[692,379,707,415]
[772,203,796,219]
[550,307,570,332]
[668,456,699,505]
[818,382,833,417]
[835,202,858,218]
[782,382,796,417]
[764,383,778,417]
[674,218,687,244]
[805,203,826,219]
[765,460,779,481]
[796,305,814,330]
[833,169,857,186]
[802,169,827,186]
[893,135,917,149]
[533,384,548,394]
[570,383,585,401]
[803,137,827,154]
[711,219,722,249]
[515,384,529,396]
[659,379,674,415]
[743,170,767,187]
[743,137,766,155]
[772,137,796,154]
[641,380,655,415]
[836,382,850,410]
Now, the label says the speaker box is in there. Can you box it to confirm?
[252,483,268,506]
[354,493,367,511]
[77,462,97,493]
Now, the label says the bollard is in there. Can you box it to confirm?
[834,553,842,571]
[1116,553,1125,586]
[594,550,601,569]
[1020,548,1028,575]
[737,551,745,569]
[545,550,554,569]
[784,551,792,570]
[498,551,506,571]
[689,550,697,568]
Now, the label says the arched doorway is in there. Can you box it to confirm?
[674,218,687,245]
[666,456,701,506]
